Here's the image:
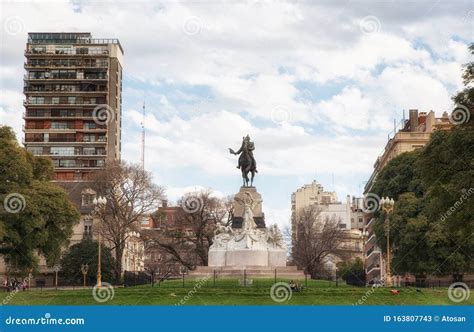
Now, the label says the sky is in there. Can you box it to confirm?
[0,0,472,230]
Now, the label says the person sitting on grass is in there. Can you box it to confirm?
[289,280,296,291]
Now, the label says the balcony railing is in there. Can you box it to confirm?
[24,100,105,106]
[23,111,95,118]
[366,262,381,274]
[25,49,110,56]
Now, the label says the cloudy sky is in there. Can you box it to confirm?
[0,0,472,229]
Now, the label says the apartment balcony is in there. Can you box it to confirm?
[367,232,376,244]
[43,153,107,158]
[24,62,108,69]
[366,243,381,259]
[25,49,110,57]
[23,112,95,119]
[22,138,107,145]
[53,165,105,170]
[24,77,108,83]
[365,217,376,229]
[24,101,106,107]
[23,127,77,133]
[24,89,108,95]
[366,262,381,275]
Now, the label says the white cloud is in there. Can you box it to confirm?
[0,0,470,229]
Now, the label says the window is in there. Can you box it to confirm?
[27,147,43,155]
[51,146,74,156]
[358,217,363,224]
[83,147,95,155]
[81,189,96,207]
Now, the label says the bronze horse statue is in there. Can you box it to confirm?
[229,135,258,187]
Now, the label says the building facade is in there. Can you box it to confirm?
[0,32,125,286]
[23,32,123,181]
[363,110,452,284]
[291,180,366,276]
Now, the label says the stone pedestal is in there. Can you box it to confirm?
[207,187,287,268]
[231,187,265,228]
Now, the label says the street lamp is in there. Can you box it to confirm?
[360,230,369,282]
[53,265,61,288]
[93,196,107,288]
[380,196,395,287]
[80,264,89,287]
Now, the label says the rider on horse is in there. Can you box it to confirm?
[232,135,258,173]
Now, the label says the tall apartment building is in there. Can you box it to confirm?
[291,180,366,276]
[23,32,123,182]
[363,110,452,284]
[2,32,125,286]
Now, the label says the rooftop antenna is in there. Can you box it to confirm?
[141,94,146,171]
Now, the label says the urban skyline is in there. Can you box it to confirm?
[1,1,471,231]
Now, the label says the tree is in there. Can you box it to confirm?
[292,205,348,279]
[143,191,231,269]
[60,239,116,285]
[92,162,165,280]
[143,250,162,286]
[338,258,365,286]
[452,43,474,110]
[0,126,80,274]
[371,126,474,280]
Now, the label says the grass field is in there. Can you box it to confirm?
[3,279,471,305]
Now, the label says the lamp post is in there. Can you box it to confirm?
[93,196,107,288]
[361,230,369,284]
[80,264,89,287]
[53,265,61,288]
[380,197,395,287]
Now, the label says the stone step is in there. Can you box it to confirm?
[188,272,305,279]
[194,266,300,272]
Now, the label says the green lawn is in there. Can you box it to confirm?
[3,279,471,305]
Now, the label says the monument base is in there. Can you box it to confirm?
[209,248,287,267]
[190,186,304,279]
[189,265,305,279]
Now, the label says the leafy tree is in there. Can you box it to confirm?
[452,43,474,109]
[0,126,80,273]
[60,239,116,285]
[370,44,474,280]
[338,257,365,286]
[370,127,474,279]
